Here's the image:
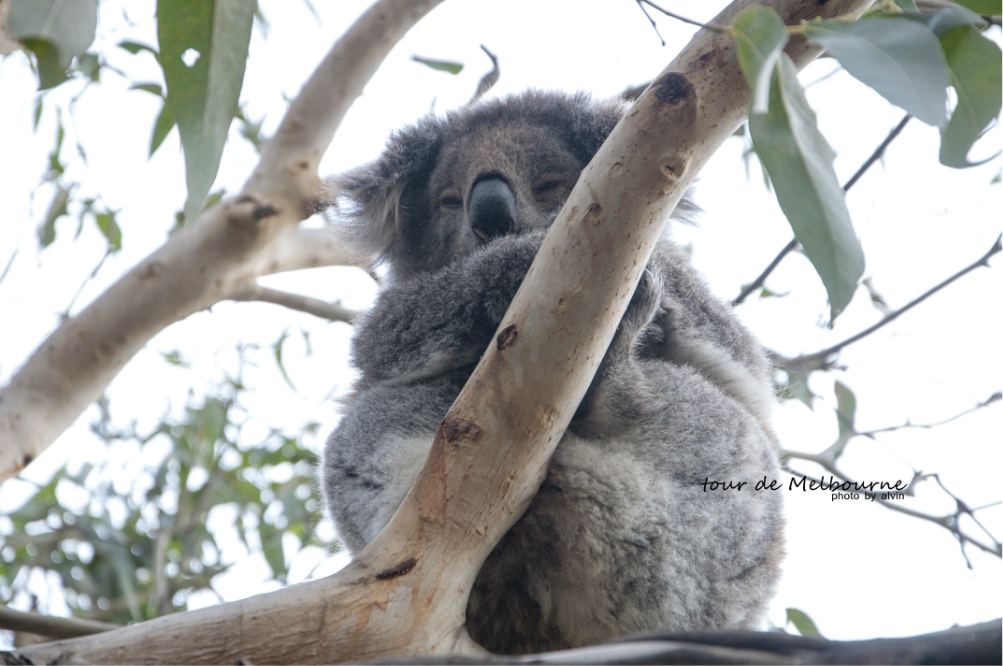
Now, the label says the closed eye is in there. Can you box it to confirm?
[440,194,463,209]
[533,181,563,196]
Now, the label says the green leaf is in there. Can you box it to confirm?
[157,0,255,225]
[33,96,43,130]
[804,17,950,128]
[908,5,987,36]
[747,56,864,321]
[7,0,98,90]
[234,104,264,150]
[938,26,1003,168]
[118,41,159,58]
[786,608,823,637]
[39,184,71,247]
[131,83,166,97]
[76,52,100,82]
[273,331,296,392]
[95,212,123,251]
[733,7,789,114]
[411,55,463,75]
[150,102,176,157]
[161,350,189,367]
[833,381,857,441]
[951,0,1001,14]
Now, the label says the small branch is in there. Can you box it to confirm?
[230,284,358,323]
[733,113,912,306]
[635,0,666,46]
[788,235,1001,366]
[842,113,912,191]
[0,605,118,639]
[732,238,798,306]
[257,228,374,276]
[636,0,730,33]
[470,45,499,103]
[62,247,112,317]
[861,392,1001,438]
[781,464,1002,560]
[0,248,16,287]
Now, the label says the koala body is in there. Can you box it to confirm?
[322,91,784,655]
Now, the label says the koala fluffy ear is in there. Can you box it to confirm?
[318,116,443,268]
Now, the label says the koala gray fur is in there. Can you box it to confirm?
[321,90,784,655]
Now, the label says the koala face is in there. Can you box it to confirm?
[323,91,627,281]
[427,119,582,258]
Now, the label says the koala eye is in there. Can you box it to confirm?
[533,180,563,196]
[440,194,463,209]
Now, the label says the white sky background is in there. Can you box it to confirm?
[0,0,1000,646]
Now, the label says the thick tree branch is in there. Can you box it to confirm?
[0,0,441,481]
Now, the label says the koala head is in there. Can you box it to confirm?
[322,91,635,282]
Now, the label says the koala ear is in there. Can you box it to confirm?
[318,115,443,267]
[318,161,406,263]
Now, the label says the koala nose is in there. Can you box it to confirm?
[469,177,516,241]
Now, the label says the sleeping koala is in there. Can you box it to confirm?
[320,90,784,655]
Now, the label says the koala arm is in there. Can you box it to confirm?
[352,231,545,385]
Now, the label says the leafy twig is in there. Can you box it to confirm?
[733,113,912,306]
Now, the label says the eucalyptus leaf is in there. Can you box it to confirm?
[95,212,123,251]
[939,26,1002,168]
[747,56,864,321]
[732,7,789,115]
[118,40,159,58]
[411,55,463,75]
[150,102,176,157]
[833,381,857,441]
[158,0,254,224]
[787,608,823,637]
[7,0,97,89]
[950,0,1001,14]
[804,17,950,128]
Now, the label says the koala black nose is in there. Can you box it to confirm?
[469,177,516,241]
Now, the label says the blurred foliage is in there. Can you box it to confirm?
[0,377,327,632]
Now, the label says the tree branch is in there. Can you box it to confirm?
[0,605,117,640]
[230,284,358,323]
[781,463,1002,560]
[0,0,441,482]
[783,234,1001,366]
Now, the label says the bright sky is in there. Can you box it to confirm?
[0,0,1000,646]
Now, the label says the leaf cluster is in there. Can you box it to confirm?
[0,385,325,630]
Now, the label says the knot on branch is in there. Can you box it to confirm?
[438,417,483,446]
[496,325,519,350]
[375,557,417,580]
[230,195,279,229]
[653,72,694,105]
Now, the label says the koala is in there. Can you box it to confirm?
[321,91,784,655]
